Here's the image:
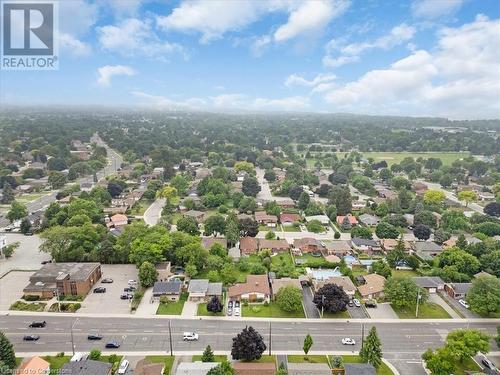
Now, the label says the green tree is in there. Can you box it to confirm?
[89,348,101,360]
[306,220,324,233]
[204,214,226,236]
[372,261,392,278]
[170,175,190,196]
[6,201,27,222]
[1,242,19,259]
[20,218,31,234]
[138,261,158,287]
[48,171,67,189]
[360,327,382,368]
[265,231,276,240]
[375,222,399,239]
[176,216,200,236]
[242,175,260,197]
[458,190,477,207]
[303,334,313,356]
[384,278,427,309]
[386,237,406,268]
[0,331,16,370]
[231,326,266,361]
[201,345,215,362]
[422,348,455,375]
[351,226,373,239]
[438,247,479,276]
[423,190,446,205]
[238,196,257,213]
[466,276,500,316]
[185,263,198,278]
[329,186,352,216]
[156,186,177,208]
[207,361,234,375]
[0,183,14,204]
[445,329,490,363]
[298,191,310,210]
[276,285,303,312]
[225,215,240,247]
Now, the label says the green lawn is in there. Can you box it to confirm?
[242,302,305,318]
[16,192,52,204]
[294,253,332,268]
[322,310,350,319]
[282,225,301,232]
[453,357,481,375]
[197,303,224,316]
[271,252,294,268]
[391,269,419,279]
[192,355,227,362]
[42,356,70,371]
[10,301,46,312]
[130,199,153,215]
[145,355,175,375]
[392,302,451,319]
[252,355,276,363]
[156,292,188,315]
[288,355,329,364]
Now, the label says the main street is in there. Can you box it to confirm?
[2,313,498,375]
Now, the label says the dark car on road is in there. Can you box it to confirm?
[23,335,40,341]
[87,333,103,340]
[105,341,120,348]
[93,287,106,293]
[29,321,46,328]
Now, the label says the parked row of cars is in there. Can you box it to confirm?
[227,300,240,316]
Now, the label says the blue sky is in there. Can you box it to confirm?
[1,0,499,119]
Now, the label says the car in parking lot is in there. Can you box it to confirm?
[365,300,377,308]
[481,357,497,371]
[234,307,240,316]
[29,321,46,328]
[458,299,470,309]
[105,341,120,348]
[128,279,137,285]
[118,359,129,374]
[93,287,106,293]
[120,293,133,300]
[353,299,361,307]
[87,332,103,340]
[101,278,113,283]
[341,338,356,345]
[23,335,40,341]
[124,286,136,292]
[183,332,199,341]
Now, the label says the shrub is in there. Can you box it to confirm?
[23,295,40,301]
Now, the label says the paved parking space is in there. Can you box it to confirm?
[79,264,138,315]
[301,286,320,318]
[428,294,461,319]
[0,233,49,277]
[439,292,479,318]
[366,302,398,319]
[0,271,33,310]
[347,303,368,318]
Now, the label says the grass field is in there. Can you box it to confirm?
[282,224,301,232]
[42,356,70,371]
[192,355,227,362]
[288,355,330,364]
[15,192,53,204]
[242,302,305,318]
[130,199,153,215]
[145,355,175,375]
[197,302,224,316]
[391,269,419,279]
[156,292,188,315]
[392,302,451,319]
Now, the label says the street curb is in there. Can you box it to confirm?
[382,358,401,375]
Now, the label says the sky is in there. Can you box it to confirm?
[1,0,499,119]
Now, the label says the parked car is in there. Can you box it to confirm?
[348,300,353,307]
[128,279,137,285]
[123,287,133,292]
[101,278,113,283]
[120,293,132,300]
[481,357,497,371]
[353,299,361,307]
[41,260,52,265]
[235,301,240,308]
[458,299,470,309]
[87,332,103,340]
[23,335,40,341]
[234,307,240,317]
[183,332,199,341]
[118,359,129,374]
[105,341,120,348]
[365,300,377,308]
[341,338,356,345]
[29,321,46,328]
[93,287,106,293]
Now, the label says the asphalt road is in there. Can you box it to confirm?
[2,314,498,375]
[143,198,165,226]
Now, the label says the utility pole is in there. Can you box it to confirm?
[415,292,421,318]
[268,322,272,356]
[168,320,173,357]
[361,323,365,351]
[71,318,79,356]
[321,295,326,318]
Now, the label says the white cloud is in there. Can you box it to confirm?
[285,73,336,88]
[59,33,91,56]
[323,16,500,118]
[104,0,145,17]
[274,0,349,42]
[323,23,416,68]
[412,0,463,19]
[98,18,184,58]
[97,65,135,87]
[58,0,98,56]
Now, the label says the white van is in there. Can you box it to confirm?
[118,359,129,374]
[70,352,88,362]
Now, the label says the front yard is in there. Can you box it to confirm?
[156,292,188,315]
[287,355,395,375]
[197,302,224,316]
[392,302,451,319]
[145,355,175,375]
[242,302,305,318]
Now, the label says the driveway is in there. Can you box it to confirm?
[301,285,320,318]
[135,287,158,317]
[347,303,368,318]
[181,301,198,317]
[0,271,33,310]
[0,233,49,277]
[439,292,479,318]
[428,293,461,319]
[366,302,398,319]
[79,264,138,315]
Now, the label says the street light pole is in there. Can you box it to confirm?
[361,323,365,351]
[321,295,325,318]
[71,318,79,356]
[415,292,421,318]
[168,320,173,357]
[268,322,272,356]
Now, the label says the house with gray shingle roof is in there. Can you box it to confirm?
[187,279,222,302]
[152,280,182,301]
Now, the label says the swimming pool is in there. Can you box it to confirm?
[307,267,342,280]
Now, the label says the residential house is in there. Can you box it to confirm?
[358,213,380,227]
[294,238,321,253]
[306,215,331,225]
[184,210,205,223]
[474,271,493,279]
[254,211,278,227]
[478,191,495,201]
[442,237,457,248]
[271,277,302,299]
[175,362,218,375]
[412,276,445,293]
[376,187,398,200]
[351,238,382,255]
[134,358,164,375]
[107,214,128,228]
[337,214,359,228]
[314,276,356,296]
[344,363,376,375]
[322,241,352,256]
[228,274,271,303]
[23,263,101,298]
[280,213,301,226]
[18,356,50,375]
[233,362,276,375]
[187,279,223,302]
[258,239,290,254]
[381,238,412,253]
[287,363,332,375]
[412,181,428,195]
[445,282,472,299]
[239,236,259,255]
[60,360,112,375]
[152,280,182,301]
[201,237,227,250]
[276,198,295,208]
[413,241,443,261]
[357,274,386,299]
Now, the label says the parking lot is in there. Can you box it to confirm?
[79,264,138,315]
[0,233,49,277]
[0,271,33,310]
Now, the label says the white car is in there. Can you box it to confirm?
[128,279,137,285]
[353,299,361,307]
[234,307,240,316]
[342,338,356,345]
[183,332,199,341]
[458,299,470,309]
[118,359,129,374]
